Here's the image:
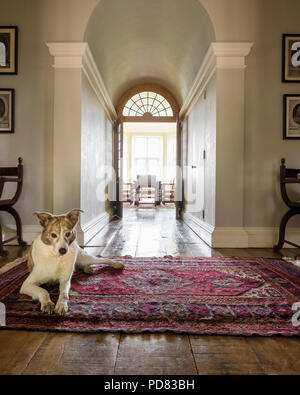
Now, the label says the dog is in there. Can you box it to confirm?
[20,209,124,316]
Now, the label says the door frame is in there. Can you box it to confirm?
[115,84,182,218]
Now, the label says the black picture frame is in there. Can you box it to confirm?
[0,89,15,133]
[0,26,18,75]
[283,94,300,140]
[282,34,300,83]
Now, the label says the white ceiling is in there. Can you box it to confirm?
[85,0,215,108]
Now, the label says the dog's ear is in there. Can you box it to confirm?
[65,209,84,227]
[33,211,53,228]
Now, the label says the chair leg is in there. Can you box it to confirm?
[0,221,8,257]
[4,206,27,247]
[273,209,296,251]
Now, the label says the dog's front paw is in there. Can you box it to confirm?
[55,301,68,316]
[41,300,55,314]
[83,265,93,274]
[112,261,124,269]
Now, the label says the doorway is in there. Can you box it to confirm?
[113,84,181,219]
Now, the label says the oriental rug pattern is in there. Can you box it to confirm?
[0,257,300,335]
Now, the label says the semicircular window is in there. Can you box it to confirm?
[123,92,173,117]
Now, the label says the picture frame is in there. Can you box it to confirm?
[0,26,18,74]
[283,94,300,140]
[282,34,300,82]
[0,89,14,133]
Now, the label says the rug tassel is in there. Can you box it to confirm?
[282,257,300,267]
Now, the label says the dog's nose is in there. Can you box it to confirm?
[59,248,67,255]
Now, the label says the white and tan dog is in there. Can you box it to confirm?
[20,209,124,316]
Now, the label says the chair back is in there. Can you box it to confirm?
[0,158,23,205]
[279,158,300,208]
[136,175,157,188]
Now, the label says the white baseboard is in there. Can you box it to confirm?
[183,213,214,246]
[79,212,110,246]
[212,227,249,248]
[2,225,41,245]
[2,212,111,246]
[246,227,300,248]
[184,213,300,248]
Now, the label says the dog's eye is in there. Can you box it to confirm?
[65,232,71,238]
[51,233,57,238]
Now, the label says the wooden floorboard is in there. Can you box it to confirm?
[0,207,299,375]
[23,333,120,375]
[0,330,47,375]
[114,334,197,375]
[191,335,265,375]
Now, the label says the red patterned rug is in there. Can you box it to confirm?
[1,257,300,336]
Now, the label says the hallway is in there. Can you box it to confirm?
[86,208,291,260]
[0,208,299,374]
[1,0,300,378]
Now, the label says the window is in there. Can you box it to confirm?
[132,136,163,180]
[123,136,128,182]
[166,136,176,183]
[123,92,173,117]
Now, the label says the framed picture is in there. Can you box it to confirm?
[283,94,300,139]
[282,34,300,82]
[0,89,14,133]
[0,26,18,74]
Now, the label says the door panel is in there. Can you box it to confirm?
[113,122,123,217]
[176,121,183,218]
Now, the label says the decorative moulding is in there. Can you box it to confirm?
[180,42,254,119]
[46,42,117,122]
[184,213,300,248]
[79,212,111,246]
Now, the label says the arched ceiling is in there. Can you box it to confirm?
[84,0,215,108]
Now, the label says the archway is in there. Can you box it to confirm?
[114,84,180,218]
[83,0,216,225]
[47,1,253,247]
[84,0,216,107]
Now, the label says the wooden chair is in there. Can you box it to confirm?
[161,179,176,205]
[133,175,161,206]
[0,158,26,256]
[273,158,300,251]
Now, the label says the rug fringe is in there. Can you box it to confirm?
[0,255,28,275]
[282,257,300,267]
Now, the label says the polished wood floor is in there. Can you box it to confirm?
[0,207,300,375]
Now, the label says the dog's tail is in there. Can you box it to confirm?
[0,254,28,275]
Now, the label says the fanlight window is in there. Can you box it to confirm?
[123,91,173,117]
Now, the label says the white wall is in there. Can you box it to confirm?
[81,74,113,227]
[0,0,53,228]
[243,0,300,228]
[185,75,216,227]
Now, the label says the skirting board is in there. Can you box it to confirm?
[2,212,110,246]
[78,212,110,246]
[183,213,214,246]
[2,225,41,245]
[184,213,300,248]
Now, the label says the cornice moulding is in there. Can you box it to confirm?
[180,42,254,119]
[46,42,117,122]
